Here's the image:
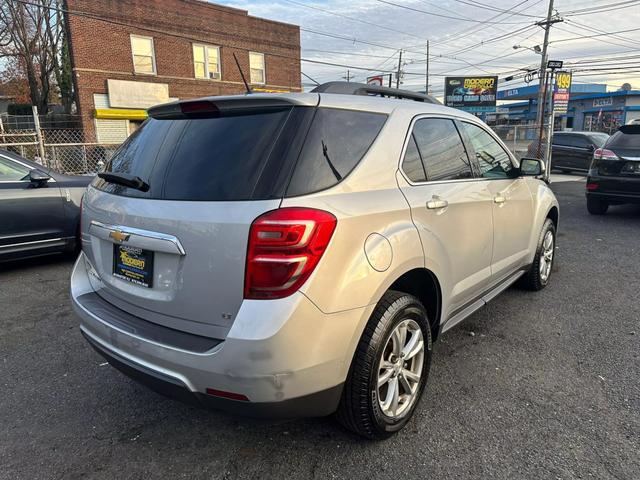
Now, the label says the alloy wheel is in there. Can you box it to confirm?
[539,230,554,284]
[377,319,424,419]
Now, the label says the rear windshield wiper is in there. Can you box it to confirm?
[97,172,150,192]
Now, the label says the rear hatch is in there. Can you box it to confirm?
[595,125,640,194]
[82,96,318,339]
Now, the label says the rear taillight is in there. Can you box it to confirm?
[593,148,619,161]
[586,182,599,190]
[244,207,337,300]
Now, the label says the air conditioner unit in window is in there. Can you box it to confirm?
[209,71,221,80]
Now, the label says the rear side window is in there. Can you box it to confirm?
[402,134,427,183]
[589,133,609,147]
[412,118,473,182]
[95,109,292,200]
[285,108,387,196]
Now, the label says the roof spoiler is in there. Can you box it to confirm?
[148,97,297,119]
[311,81,441,104]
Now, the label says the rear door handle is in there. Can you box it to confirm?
[494,195,506,204]
[426,198,448,210]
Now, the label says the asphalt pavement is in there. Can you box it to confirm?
[1,180,639,480]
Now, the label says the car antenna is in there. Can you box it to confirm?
[233,53,252,94]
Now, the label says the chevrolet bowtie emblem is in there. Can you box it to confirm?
[109,230,130,243]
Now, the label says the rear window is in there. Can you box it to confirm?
[589,133,609,147]
[285,108,387,196]
[94,108,292,201]
[607,128,640,149]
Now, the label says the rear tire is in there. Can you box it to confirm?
[587,196,609,215]
[519,219,556,291]
[336,291,432,439]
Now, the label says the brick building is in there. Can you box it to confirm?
[64,0,301,142]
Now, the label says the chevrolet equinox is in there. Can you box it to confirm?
[71,82,559,439]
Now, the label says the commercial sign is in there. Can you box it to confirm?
[547,60,564,69]
[107,79,169,109]
[367,74,392,87]
[444,76,498,112]
[553,71,572,114]
[593,97,613,107]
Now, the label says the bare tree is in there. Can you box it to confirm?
[0,0,73,113]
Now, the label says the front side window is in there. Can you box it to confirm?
[460,122,515,179]
[0,156,30,181]
[130,35,155,74]
[412,118,473,181]
[193,44,221,80]
[249,52,265,84]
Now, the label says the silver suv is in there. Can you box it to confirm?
[71,82,559,439]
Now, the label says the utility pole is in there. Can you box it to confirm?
[535,0,562,159]
[396,50,403,89]
[342,69,351,82]
[425,41,430,94]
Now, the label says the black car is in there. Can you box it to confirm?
[586,125,640,215]
[0,149,91,261]
[551,131,610,173]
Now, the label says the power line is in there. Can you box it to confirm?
[563,0,640,16]
[551,26,640,44]
[282,0,428,41]
[374,0,537,24]
[418,0,542,53]
[563,19,640,48]
[423,0,543,18]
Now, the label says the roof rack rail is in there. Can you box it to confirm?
[310,81,440,104]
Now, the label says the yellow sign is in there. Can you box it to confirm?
[119,249,146,270]
[556,72,572,90]
[95,108,148,120]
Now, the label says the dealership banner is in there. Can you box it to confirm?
[553,71,572,114]
[367,74,392,87]
[444,76,498,112]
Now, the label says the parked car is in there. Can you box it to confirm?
[0,149,91,262]
[586,124,640,214]
[71,82,559,439]
[551,131,609,173]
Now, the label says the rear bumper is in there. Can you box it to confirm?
[83,329,343,418]
[586,174,640,203]
[71,252,373,418]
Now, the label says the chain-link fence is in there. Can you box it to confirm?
[490,124,548,160]
[0,111,119,174]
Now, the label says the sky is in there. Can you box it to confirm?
[211,0,640,98]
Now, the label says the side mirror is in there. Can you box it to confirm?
[520,157,545,176]
[29,169,51,186]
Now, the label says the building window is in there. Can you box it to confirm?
[193,44,221,80]
[130,35,156,74]
[249,52,265,85]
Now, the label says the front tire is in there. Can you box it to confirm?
[587,196,609,215]
[336,291,432,439]
[519,218,556,291]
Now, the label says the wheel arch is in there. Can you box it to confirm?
[387,268,443,342]
[546,205,559,229]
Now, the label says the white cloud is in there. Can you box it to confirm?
[213,0,640,92]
